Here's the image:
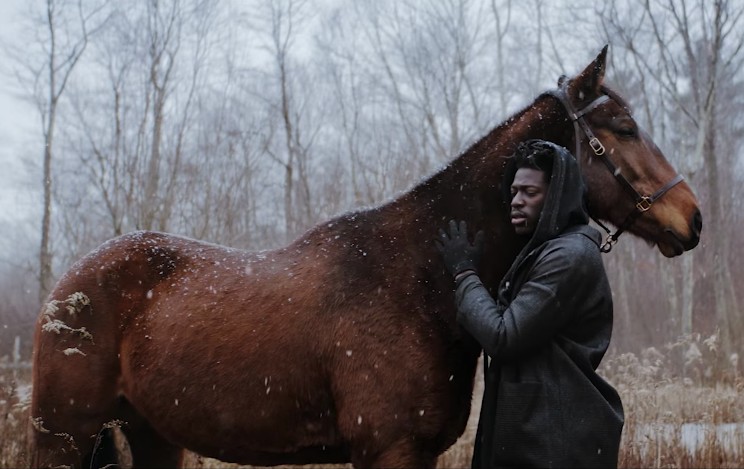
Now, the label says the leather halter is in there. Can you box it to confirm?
[547,83,684,253]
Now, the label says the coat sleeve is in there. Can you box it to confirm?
[455,242,586,362]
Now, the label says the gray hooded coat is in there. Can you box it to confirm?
[455,141,624,468]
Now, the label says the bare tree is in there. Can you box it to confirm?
[140,0,181,230]
[55,0,221,248]
[253,0,322,241]
[339,0,500,193]
[598,0,744,352]
[11,0,108,302]
[490,0,514,115]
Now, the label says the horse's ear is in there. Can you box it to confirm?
[557,75,569,87]
[572,45,608,95]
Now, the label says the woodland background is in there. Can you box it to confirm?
[0,0,742,410]
[1,0,744,467]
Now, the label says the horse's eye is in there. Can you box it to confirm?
[616,126,637,138]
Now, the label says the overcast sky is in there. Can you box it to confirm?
[0,0,38,229]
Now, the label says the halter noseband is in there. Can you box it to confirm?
[547,83,684,253]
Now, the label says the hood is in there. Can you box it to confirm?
[502,140,590,262]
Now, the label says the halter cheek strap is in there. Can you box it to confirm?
[568,95,610,158]
[547,84,684,253]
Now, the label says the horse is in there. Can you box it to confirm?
[29,45,701,468]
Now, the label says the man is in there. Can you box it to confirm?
[436,140,624,468]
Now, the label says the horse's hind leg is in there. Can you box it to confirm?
[120,404,183,468]
[29,360,122,468]
[29,402,122,469]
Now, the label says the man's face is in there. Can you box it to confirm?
[510,167,548,236]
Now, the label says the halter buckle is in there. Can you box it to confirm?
[600,234,617,253]
[636,196,652,212]
[589,137,605,155]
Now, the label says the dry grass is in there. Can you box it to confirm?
[602,332,744,468]
[3,333,743,468]
[0,364,31,468]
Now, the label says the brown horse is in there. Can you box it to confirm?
[29,46,701,468]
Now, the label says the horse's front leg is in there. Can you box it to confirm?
[353,438,437,469]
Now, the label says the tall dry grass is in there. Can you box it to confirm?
[603,332,744,469]
[0,364,31,468]
[3,333,743,468]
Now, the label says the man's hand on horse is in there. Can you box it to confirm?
[435,219,484,278]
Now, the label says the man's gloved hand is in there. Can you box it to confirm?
[435,219,485,277]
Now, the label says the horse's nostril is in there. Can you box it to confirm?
[692,209,703,237]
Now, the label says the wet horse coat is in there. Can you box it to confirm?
[30,47,701,468]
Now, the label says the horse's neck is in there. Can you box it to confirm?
[379,95,572,282]
[395,95,571,224]
[313,95,571,283]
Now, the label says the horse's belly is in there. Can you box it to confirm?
[120,320,340,456]
[123,367,341,453]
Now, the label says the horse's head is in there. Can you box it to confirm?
[550,46,702,257]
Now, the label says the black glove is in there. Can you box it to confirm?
[435,220,485,277]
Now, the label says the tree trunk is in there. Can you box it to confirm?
[143,90,165,230]
[39,99,56,304]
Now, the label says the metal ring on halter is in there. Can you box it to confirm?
[589,138,605,156]
[636,197,652,212]
[600,234,617,253]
